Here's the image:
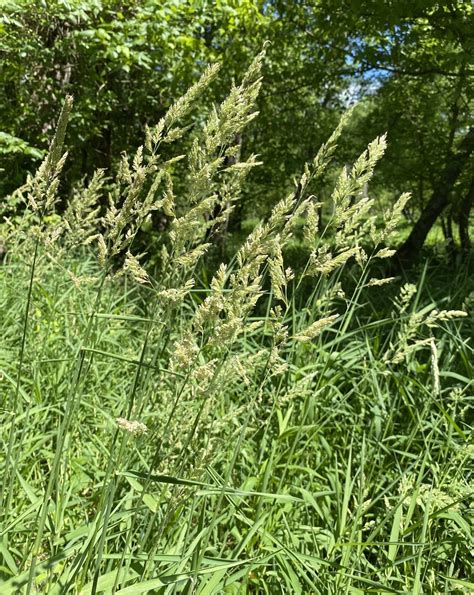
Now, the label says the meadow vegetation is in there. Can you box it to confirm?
[0,49,472,594]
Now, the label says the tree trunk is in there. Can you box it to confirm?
[396,128,474,263]
[442,212,455,254]
[459,176,473,253]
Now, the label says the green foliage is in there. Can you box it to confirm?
[2,1,472,254]
[0,57,472,593]
[0,0,266,195]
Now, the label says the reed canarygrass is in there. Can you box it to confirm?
[0,52,471,594]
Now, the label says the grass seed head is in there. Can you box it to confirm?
[116,418,148,435]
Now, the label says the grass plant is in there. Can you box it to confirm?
[0,51,472,594]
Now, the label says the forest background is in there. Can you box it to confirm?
[1,0,473,262]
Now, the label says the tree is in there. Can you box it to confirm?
[396,127,474,260]
[1,0,472,258]
[315,0,473,258]
[0,0,267,194]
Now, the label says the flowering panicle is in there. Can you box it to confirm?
[374,247,396,259]
[285,107,355,242]
[294,315,340,342]
[378,192,411,243]
[157,279,195,307]
[17,96,73,219]
[312,108,355,179]
[423,309,467,328]
[93,64,220,272]
[168,47,268,277]
[163,64,221,130]
[308,246,360,276]
[331,135,386,227]
[172,337,200,372]
[366,276,397,287]
[268,236,293,304]
[122,252,149,285]
[397,283,418,314]
[62,169,105,246]
[384,281,467,364]
[430,338,441,396]
[203,47,266,155]
[303,201,323,247]
[116,418,148,436]
[143,63,220,153]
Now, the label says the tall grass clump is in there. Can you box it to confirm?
[0,49,472,594]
